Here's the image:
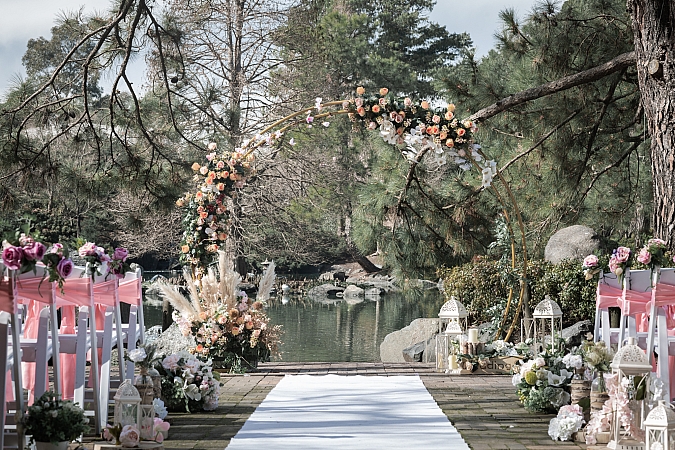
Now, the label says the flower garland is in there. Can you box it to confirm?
[176,142,255,269]
[2,233,73,289]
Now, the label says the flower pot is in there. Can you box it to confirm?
[35,441,70,450]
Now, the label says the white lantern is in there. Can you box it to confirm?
[644,400,675,450]
[139,404,156,440]
[532,296,563,354]
[113,379,142,429]
[437,296,468,371]
[609,337,652,450]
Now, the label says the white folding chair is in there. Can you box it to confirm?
[617,268,652,349]
[118,268,145,380]
[595,271,622,347]
[646,267,675,401]
[55,271,101,434]
[1,271,26,450]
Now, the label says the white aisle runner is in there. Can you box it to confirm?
[225,374,470,450]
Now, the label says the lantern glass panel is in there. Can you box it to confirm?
[140,405,155,440]
[436,333,449,372]
[119,403,138,427]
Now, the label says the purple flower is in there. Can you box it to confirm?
[22,241,46,261]
[2,245,23,270]
[56,258,74,279]
[113,247,129,261]
[582,254,599,269]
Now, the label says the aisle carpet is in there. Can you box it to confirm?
[225,374,470,449]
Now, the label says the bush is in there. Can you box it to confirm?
[23,391,89,444]
[438,257,596,335]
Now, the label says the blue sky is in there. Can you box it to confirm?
[0,0,540,97]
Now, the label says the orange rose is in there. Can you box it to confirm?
[445,139,454,148]
[421,101,430,109]
[217,183,225,191]
[456,128,466,136]
[218,233,228,240]
[357,106,366,116]
[191,162,201,171]
[445,111,454,121]
[230,173,237,180]
[379,87,389,96]
[200,211,208,219]
[356,86,366,95]
[426,125,439,135]
[396,127,404,135]
[175,198,185,207]
[181,245,190,253]
[439,131,447,140]
[195,344,204,353]
[195,191,203,200]
[205,177,213,185]
[372,105,381,113]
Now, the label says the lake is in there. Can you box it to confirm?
[143,284,445,362]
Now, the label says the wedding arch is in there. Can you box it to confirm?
[177,88,529,341]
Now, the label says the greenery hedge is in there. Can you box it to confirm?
[437,258,598,334]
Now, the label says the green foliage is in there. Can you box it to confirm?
[438,257,597,329]
[23,391,89,444]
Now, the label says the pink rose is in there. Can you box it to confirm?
[637,248,651,265]
[50,243,64,255]
[582,254,598,268]
[2,245,24,270]
[78,242,98,257]
[22,241,46,261]
[614,246,631,263]
[113,247,129,261]
[56,258,74,279]
[119,425,140,448]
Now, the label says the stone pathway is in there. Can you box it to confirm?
[74,362,589,450]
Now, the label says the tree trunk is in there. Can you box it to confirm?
[628,0,675,243]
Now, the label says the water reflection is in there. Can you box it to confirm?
[143,280,445,362]
[265,290,445,362]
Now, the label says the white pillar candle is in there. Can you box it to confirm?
[448,354,458,370]
[468,328,479,344]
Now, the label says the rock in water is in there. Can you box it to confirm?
[544,225,600,264]
[380,318,439,363]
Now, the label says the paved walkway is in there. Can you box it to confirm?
[77,362,590,450]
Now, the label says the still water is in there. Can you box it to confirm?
[144,286,445,362]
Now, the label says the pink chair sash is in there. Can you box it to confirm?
[92,279,118,307]
[118,278,141,306]
[15,277,55,305]
[55,278,93,307]
[597,284,622,309]
[58,306,76,400]
[0,276,15,314]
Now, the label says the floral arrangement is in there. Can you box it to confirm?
[582,254,601,281]
[176,142,255,269]
[157,252,282,372]
[22,391,89,444]
[156,350,221,412]
[512,338,574,413]
[581,340,613,387]
[103,423,141,447]
[42,243,74,289]
[637,238,667,268]
[78,241,111,280]
[608,246,632,284]
[125,343,161,371]
[2,232,46,274]
[108,246,132,278]
[548,404,584,441]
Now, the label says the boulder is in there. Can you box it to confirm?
[562,320,594,347]
[402,341,427,362]
[343,285,365,297]
[153,322,196,358]
[544,225,600,264]
[380,318,439,363]
[307,283,345,300]
[365,287,384,297]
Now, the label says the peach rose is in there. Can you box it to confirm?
[181,245,190,253]
[421,101,430,109]
[372,105,380,113]
[356,86,365,95]
[379,87,389,96]
[191,162,201,171]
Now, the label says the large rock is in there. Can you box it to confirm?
[380,318,439,363]
[153,322,196,358]
[544,225,600,264]
[562,320,594,347]
[343,285,364,297]
[307,283,345,300]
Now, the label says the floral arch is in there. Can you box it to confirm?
[176,87,529,341]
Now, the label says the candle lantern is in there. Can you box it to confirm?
[532,296,563,354]
[609,337,652,450]
[113,379,142,429]
[644,400,675,450]
[437,296,468,372]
